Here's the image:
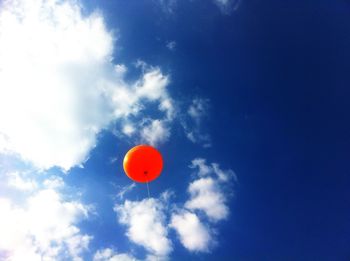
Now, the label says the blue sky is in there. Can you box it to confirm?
[0,0,350,260]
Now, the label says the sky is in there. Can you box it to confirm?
[0,0,350,260]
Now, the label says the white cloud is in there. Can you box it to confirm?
[190,158,236,182]
[0,167,92,260]
[170,210,211,252]
[160,190,175,202]
[188,98,209,122]
[183,98,211,147]
[110,66,173,119]
[167,159,235,252]
[135,68,170,102]
[122,123,136,137]
[185,158,235,222]
[113,159,235,258]
[0,0,174,171]
[160,98,175,120]
[215,0,230,5]
[140,119,170,146]
[0,0,114,170]
[212,162,237,182]
[190,158,212,177]
[6,171,38,191]
[185,177,228,222]
[93,248,139,261]
[156,0,240,15]
[5,170,65,192]
[0,185,92,260]
[116,183,136,200]
[146,254,169,261]
[114,198,172,258]
[43,176,65,189]
[114,64,128,75]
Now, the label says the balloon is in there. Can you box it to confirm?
[123,145,163,183]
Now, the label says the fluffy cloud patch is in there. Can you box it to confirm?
[185,177,228,221]
[0,0,174,171]
[185,158,235,221]
[140,119,170,146]
[170,210,211,252]
[135,68,170,103]
[122,123,136,137]
[0,0,114,170]
[114,198,172,258]
[0,175,92,261]
[169,158,235,252]
[113,159,235,256]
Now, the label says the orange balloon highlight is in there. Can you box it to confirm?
[123,145,163,183]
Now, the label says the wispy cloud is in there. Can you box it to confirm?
[213,0,242,14]
[116,183,137,200]
[93,248,139,261]
[166,41,177,51]
[155,0,241,15]
[155,0,177,14]
[190,158,237,182]
[182,98,211,147]
[188,98,209,122]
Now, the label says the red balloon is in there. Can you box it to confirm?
[123,145,163,183]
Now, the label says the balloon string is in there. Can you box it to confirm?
[146,180,151,198]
